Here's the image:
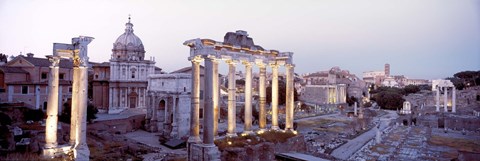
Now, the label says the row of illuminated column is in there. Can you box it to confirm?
[188,56,295,146]
[435,86,456,113]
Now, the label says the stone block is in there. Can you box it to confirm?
[189,143,220,161]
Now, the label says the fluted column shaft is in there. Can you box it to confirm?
[258,64,267,130]
[70,66,80,145]
[444,87,448,112]
[203,57,215,144]
[227,60,237,136]
[243,62,253,134]
[271,64,279,130]
[75,65,88,149]
[436,87,440,112]
[213,60,219,137]
[285,64,295,131]
[45,57,60,149]
[452,88,456,113]
[188,59,201,143]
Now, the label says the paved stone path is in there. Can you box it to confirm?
[331,110,398,160]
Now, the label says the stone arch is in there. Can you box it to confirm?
[158,99,166,122]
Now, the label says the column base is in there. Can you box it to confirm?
[271,126,280,131]
[189,143,220,161]
[188,136,202,143]
[73,143,90,161]
[43,144,72,159]
[241,130,255,136]
[226,132,237,138]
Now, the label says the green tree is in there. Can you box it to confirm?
[59,100,98,123]
[266,80,298,105]
[403,85,420,95]
[374,91,405,110]
[454,70,480,87]
[23,109,45,121]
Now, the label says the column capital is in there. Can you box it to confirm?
[189,56,203,63]
[256,62,267,68]
[242,61,253,66]
[47,55,61,67]
[225,59,237,65]
[285,64,296,68]
[269,63,280,68]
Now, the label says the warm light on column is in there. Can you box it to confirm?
[243,61,254,135]
[226,60,237,137]
[44,56,60,158]
[188,58,202,143]
[258,63,267,130]
[270,63,279,130]
[212,59,219,137]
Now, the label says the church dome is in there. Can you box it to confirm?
[112,17,146,61]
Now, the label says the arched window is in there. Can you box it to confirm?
[132,70,136,79]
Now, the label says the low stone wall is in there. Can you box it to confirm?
[219,135,307,161]
[88,114,145,134]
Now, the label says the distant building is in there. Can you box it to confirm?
[0,53,74,111]
[145,66,205,139]
[91,17,158,114]
[301,67,365,105]
[363,63,428,88]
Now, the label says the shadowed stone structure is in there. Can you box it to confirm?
[184,30,295,160]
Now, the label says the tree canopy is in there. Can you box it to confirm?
[266,80,298,105]
[59,100,98,123]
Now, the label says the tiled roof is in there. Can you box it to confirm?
[0,66,29,73]
[21,56,73,68]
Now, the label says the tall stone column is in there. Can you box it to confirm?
[203,57,215,144]
[285,64,295,131]
[436,87,440,112]
[70,65,80,146]
[258,63,267,130]
[188,58,202,143]
[171,96,178,137]
[151,95,158,132]
[444,87,448,112]
[74,58,90,160]
[43,56,60,158]
[226,60,237,137]
[212,59,219,137]
[243,61,254,134]
[452,88,456,113]
[270,64,280,130]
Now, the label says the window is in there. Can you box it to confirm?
[59,73,65,80]
[22,86,28,94]
[162,82,164,86]
[69,87,72,93]
[132,71,135,79]
[41,73,48,79]
[200,90,204,100]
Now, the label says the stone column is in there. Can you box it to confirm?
[452,88,456,113]
[213,59,219,137]
[171,96,178,137]
[151,95,158,132]
[70,64,80,146]
[203,56,215,144]
[188,58,202,143]
[444,87,448,112]
[258,63,267,131]
[436,87,440,112]
[74,58,90,160]
[354,102,358,116]
[226,60,237,137]
[243,61,254,134]
[285,64,295,131]
[43,56,60,157]
[270,64,280,130]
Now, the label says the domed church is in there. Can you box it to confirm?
[91,17,157,114]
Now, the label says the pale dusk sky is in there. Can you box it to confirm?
[0,0,479,79]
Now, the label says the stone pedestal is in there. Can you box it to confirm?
[189,143,220,161]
